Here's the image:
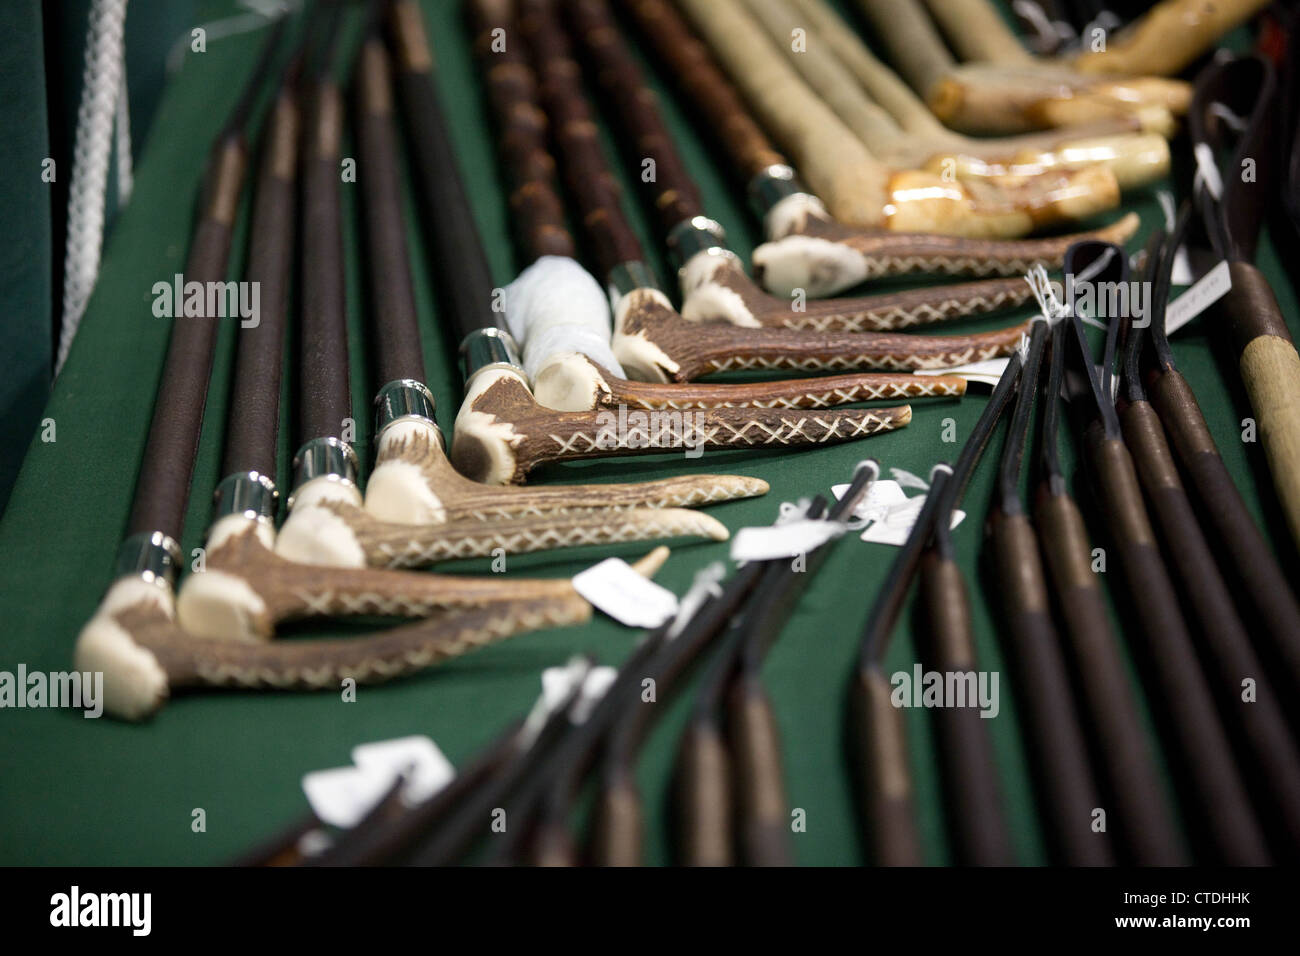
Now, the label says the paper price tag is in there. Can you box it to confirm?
[729,519,843,562]
[301,765,395,829]
[832,480,964,547]
[352,736,455,806]
[916,358,1009,387]
[573,558,678,628]
[1165,260,1232,335]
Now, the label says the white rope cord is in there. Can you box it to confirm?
[115,66,134,205]
[57,0,130,376]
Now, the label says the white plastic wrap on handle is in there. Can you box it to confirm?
[504,256,627,381]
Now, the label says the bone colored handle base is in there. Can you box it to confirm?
[1239,334,1300,549]
[1072,0,1271,77]
[755,210,1139,298]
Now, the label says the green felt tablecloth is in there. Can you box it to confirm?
[1,1,1296,866]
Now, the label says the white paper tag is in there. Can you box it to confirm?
[302,765,396,829]
[832,480,963,547]
[1164,260,1232,335]
[351,736,455,806]
[1170,244,1195,286]
[573,558,678,628]
[729,518,844,561]
[915,357,1009,387]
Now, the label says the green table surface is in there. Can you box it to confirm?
[2,1,1297,866]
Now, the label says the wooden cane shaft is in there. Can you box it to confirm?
[729,677,793,866]
[521,0,646,278]
[222,93,296,481]
[620,0,786,181]
[854,0,956,99]
[127,141,244,541]
[470,0,577,261]
[1148,369,1300,693]
[299,79,351,444]
[677,720,734,866]
[988,511,1113,866]
[568,0,707,233]
[390,0,503,343]
[1085,429,1270,864]
[918,552,1013,866]
[851,665,922,866]
[356,40,426,386]
[1033,488,1185,865]
[590,770,644,866]
[1121,401,1300,851]
[923,0,1036,65]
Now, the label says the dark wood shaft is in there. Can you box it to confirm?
[988,510,1113,865]
[298,76,351,443]
[469,0,577,262]
[520,0,646,278]
[850,665,922,865]
[388,0,503,345]
[618,0,785,181]
[676,718,733,866]
[355,38,426,386]
[1147,368,1300,702]
[127,139,244,539]
[1120,399,1300,855]
[1033,488,1185,865]
[568,0,706,233]
[918,551,1014,866]
[221,90,297,481]
[1084,426,1270,864]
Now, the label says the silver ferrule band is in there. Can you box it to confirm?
[746,164,815,220]
[607,260,661,301]
[374,378,437,438]
[213,471,278,522]
[287,436,359,510]
[113,531,182,589]
[666,215,738,275]
[459,326,523,383]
